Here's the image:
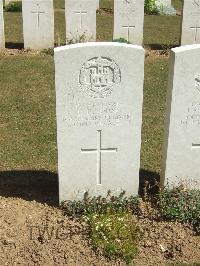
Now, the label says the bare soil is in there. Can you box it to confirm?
[0,187,199,266]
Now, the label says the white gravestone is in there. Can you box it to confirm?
[0,0,4,49]
[96,0,99,9]
[22,0,54,50]
[156,0,171,6]
[161,45,200,188]
[65,0,96,42]
[55,42,144,202]
[181,0,200,45]
[113,0,144,45]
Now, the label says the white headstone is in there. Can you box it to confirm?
[181,0,200,45]
[22,0,54,50]
[54,42,144,202]
[161,45,200,188]
[0,0,4,49]
[156,0,171,6]
[65,0,96,42]
[113,0,144,45]
[96,0,99,9]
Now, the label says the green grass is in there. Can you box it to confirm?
[0,54,168,176]
[1,1,183,176]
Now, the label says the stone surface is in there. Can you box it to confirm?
[181,0,200,45]
[161,45,200,188]
[65,0,96,42]
[22,0,54,50]
[54,42,144,202]
[113,0,144,45]
[155,0,171,6]
[0,0,4,49]
[96,0,99,9]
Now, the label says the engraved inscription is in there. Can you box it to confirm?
[181,102,200,126]
[63,100,131,128]
[79,57,121,99]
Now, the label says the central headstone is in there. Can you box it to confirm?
[181,0,200,45]
[113,0,144,45]
[54,43,144,202]
[22,0,54,50]
[65,0,96,42]
[161,45,200,188]
[0,0,4,49]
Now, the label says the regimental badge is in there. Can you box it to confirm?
[79,57,121,99]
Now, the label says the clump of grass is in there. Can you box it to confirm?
[40,48,54,56]
[86,212,140,263]
[113,38,130,44]
[4,1,22,12]
[158,185,200,233]
[61,191,140,217]
[144,0,158,15]
[61,192,141,263]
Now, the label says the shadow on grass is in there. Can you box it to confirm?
[0,170,59,206]
[139,169,160,197]
[5,42,24,49]
[145,43,179,50]
[0,169,160,207]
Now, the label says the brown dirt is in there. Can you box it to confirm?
[0,193,199,266]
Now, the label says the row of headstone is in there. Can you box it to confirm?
[54,42,200,202]
[0,0,146,50]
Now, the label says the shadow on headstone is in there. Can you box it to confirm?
[5,42,24,49]
[0,170,59,206]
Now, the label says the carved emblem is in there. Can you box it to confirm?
[79,57,121,99]
[193,0,200,7]
[195,74,200,92]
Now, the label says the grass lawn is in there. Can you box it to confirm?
[0,54,168,177]
[1,1,181,180]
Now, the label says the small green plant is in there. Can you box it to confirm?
[66,32,92,44]
[158,185,200,233]
[86,212,140,263]
[4,1,22,12]
[40,48,54,56]
[144,0,158,15]
[61,191,140,217]
[113,38,130,44]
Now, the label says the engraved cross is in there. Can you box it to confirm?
[192,142,200,149]
[122,25,135,42]
[74,6,87,29]
[31,4,45,28]
[81,130,117,185]
[190,24,200,43]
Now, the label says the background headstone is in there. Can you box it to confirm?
[96,0,99,9]
[113,0,144,45]
[181,0,200,45]
[65,0,96,42]
[0,0,4,49]
[55,43,144,202]
[161,45,200,188]
[22,0,54,50]
[155,0,176,15]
